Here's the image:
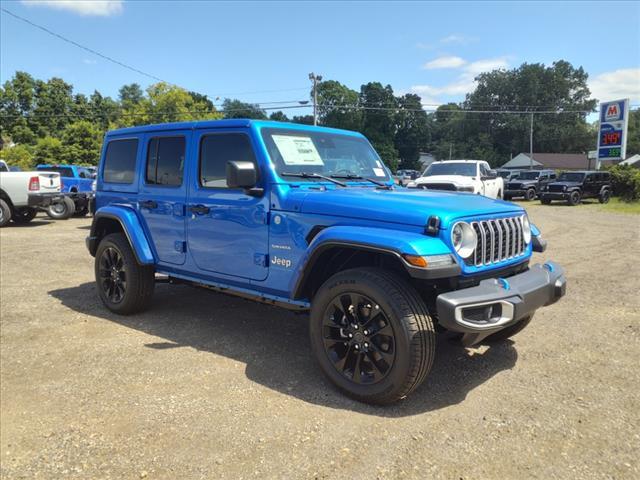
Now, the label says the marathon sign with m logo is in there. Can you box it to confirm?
[597,99,629,161]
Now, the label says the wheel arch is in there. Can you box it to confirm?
[88,206,155,265]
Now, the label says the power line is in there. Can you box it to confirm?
[1,7,174,86]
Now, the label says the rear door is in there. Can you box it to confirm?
[583,173,597,198]
[137,131,190,265]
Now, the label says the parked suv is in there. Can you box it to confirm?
[539,171,611,206]
[497,169,522,182]
[505,169,556,201]
[87,120,566,405]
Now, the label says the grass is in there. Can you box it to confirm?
[596,197,640,214]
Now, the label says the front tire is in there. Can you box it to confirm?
[12,207,37,224]
[525,188,536,201]
[0,199,11,227]
[95,233,155,315]
[46,196,75,219]
[309,268,435,405]
[568,190,581,206]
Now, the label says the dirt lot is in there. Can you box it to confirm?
[1,203,639,479]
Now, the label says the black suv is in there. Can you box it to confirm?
[505,169,556,201]
[539,171,611,206]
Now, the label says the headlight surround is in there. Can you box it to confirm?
[457,185,475,192]
[562,185,567,191]
[451,221,477,259]
[522,215,532,244]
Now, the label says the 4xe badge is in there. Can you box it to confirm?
[271,256,292,269]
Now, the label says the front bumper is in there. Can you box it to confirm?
[27,192,64,207]
[436,261,566,344]
[505,189,525,197]
[540,192,568,200]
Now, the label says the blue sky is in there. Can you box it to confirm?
[1,0,639,116]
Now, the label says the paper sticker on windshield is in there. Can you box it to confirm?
[272,135,324,166]
[373,168,386,177]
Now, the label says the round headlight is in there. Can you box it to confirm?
[522,215,531,244]
[451,222,477,259]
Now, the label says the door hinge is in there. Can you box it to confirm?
[254,253,268,267]
[174,241,186,253]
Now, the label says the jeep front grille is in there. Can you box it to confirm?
[466,217,527,266]
[549,185,565,192]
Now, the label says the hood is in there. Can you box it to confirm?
[294,187,523,228]
[414,175,474,185]
[510,179,537,186]
[549,181,582,188]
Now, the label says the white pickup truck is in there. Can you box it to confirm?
[408,160,504,199]
[0,160,75,227]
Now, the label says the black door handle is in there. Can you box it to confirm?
[140,200,158,209]
[189,204,210,215]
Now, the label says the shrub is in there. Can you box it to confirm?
[607,164,640,202]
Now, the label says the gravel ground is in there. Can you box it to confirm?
[1,203,639,479]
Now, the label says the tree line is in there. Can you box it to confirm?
[1,60,638,171]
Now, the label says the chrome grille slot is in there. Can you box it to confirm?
[468,216,526,266]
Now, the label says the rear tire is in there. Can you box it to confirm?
[46,196,75,219]
[12,207,37,224]
[485,315,533,342]
[95,233,155,315]
[0,199,11,227]
[309,267,435,405]
[568,190,581,206]
[525,188,536,201]
[598,190,610,204]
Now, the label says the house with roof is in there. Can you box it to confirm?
[619,154,640,169]
[500,153,593,171]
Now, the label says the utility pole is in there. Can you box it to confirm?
[449,143,453,160]
[308,72,322,126]
[529,112,534,169]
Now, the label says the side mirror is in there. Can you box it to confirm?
[226,161,262,196]
[483,170,498,179]
[226,161,257,188]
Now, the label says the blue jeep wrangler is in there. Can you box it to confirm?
[36,164,95,217]
[87,120,566,404]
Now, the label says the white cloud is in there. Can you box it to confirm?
[21,0,124,16]
[423,56,467,70]
[588,68,640,103]
[412,56,511,105]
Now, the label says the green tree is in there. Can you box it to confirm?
[222,99,267,119]
[316,80,363,131]
[291,115,314,125]
[0,144,34,170]
[33,136,65,165]
[61,120,103,165]
[626,109,640,155]
[32,77,75,137]
[394,93,430,170]
[0,71,38,143]
[269,111,289,122]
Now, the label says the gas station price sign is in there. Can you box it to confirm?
[597,99,629,161]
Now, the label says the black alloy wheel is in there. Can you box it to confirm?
[98,246,127,304]
[321,293,396,385]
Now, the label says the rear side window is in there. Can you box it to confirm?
[199,133,257,188]
[103,139,139,184]
[146,136,186,186]
[37,166,74,177]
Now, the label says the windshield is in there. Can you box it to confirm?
[518,171,540,180]
[424,162,476,177]
[558,172,585,182]
[497,170,512,178]
[261,128,390,182]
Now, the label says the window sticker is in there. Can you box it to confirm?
[373,167,386,177]
[272,135,324,166]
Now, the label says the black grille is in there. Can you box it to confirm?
[421,183,457,191]
[549,185,565,193]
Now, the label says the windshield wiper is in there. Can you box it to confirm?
[280,171,347,187]
[330,174,393,189]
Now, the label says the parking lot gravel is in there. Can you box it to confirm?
[1,203,639,479]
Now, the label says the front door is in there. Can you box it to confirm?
[186,129,269,281]
[137,131,190,265]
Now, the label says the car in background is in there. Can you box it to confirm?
[497,169,522,182]
[36,164,95,216]
[0,160,74,226]
[395,169,421,186]
[408,160,504,199]
[505,169,556,201]
[539,171,611,206]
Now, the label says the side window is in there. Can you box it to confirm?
[103,139,139,184]
[479,163,489,176]
[550,173,557,180]
[199,133,257,188]
[146,136,185,186]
